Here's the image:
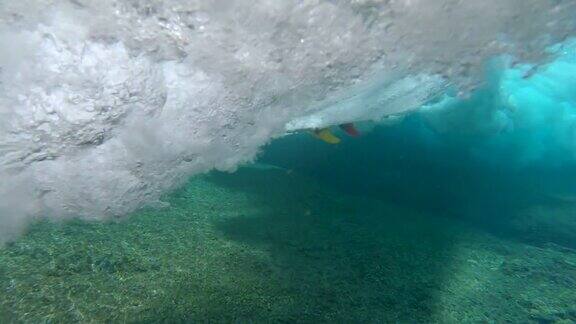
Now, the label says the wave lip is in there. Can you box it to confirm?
[1,0,575,243]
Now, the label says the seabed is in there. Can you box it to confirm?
[1,166,576,323]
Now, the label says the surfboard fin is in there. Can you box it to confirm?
[339,123,360,137]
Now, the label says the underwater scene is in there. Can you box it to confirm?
[1,1,576,323]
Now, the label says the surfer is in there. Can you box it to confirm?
[312,123,360,144]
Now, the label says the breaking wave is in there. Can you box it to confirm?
[0,0,575,243]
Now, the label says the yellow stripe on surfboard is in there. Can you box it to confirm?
[312,128,341,144]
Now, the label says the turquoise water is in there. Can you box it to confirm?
[2,24,576,324]
[263,43,576,247]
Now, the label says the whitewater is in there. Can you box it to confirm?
[1,0,575,243]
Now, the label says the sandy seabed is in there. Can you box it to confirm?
[1,166,575,323]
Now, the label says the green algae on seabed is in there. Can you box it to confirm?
[1,166,576,323]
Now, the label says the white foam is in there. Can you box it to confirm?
[1,0,575,243]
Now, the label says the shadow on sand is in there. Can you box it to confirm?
[190,165,576,323]
[203,167,460,322]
